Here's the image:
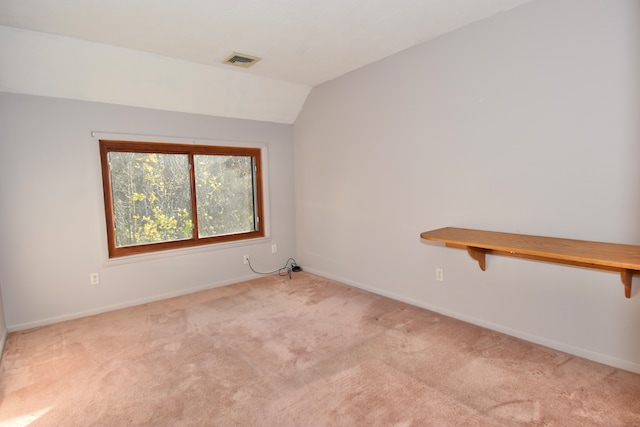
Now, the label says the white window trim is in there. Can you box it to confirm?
[91,131,272,265]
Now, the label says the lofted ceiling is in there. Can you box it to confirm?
[0,0,534,123]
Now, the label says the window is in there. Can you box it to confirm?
[99,140,264,257]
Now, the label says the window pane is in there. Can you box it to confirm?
[194,155,256,238]
[108,152,193,247]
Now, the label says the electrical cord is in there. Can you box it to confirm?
[247,257,301,279]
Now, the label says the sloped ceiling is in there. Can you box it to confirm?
[0,0,533,123]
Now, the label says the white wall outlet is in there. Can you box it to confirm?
[271,244,277,254]
[243,255,250,265]
[435,268,444,282]
[90,273,100,285]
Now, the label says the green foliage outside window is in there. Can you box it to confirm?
[109,152,193,247]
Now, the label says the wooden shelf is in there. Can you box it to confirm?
[420,227,640,298]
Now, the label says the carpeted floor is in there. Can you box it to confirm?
[0,272,639,426]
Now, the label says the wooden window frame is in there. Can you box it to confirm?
[99,140,265,258]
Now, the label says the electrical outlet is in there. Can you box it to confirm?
[243,255,250,265]
[90,273,100,285]
[271,244,277,254]
[435,268,444,282]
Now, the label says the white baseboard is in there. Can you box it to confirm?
[7,273,259,332]
[0,327,7,361]
[303,267,640,375]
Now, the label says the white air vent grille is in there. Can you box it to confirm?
[222,52,261,68]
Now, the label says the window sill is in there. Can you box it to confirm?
[102,236,271,266]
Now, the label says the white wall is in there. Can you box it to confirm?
[0,281,6,354]
[0,93,296,330]
[293,0,640,372]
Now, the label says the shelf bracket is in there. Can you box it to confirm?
[621,270,633,298]
[467,246,486,271]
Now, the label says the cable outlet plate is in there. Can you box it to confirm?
[243,255,250,265]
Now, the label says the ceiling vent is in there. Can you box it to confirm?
[222,52,261,68]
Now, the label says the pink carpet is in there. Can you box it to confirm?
[1,272,638,426]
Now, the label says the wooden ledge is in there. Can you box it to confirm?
[420,227,640,298]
